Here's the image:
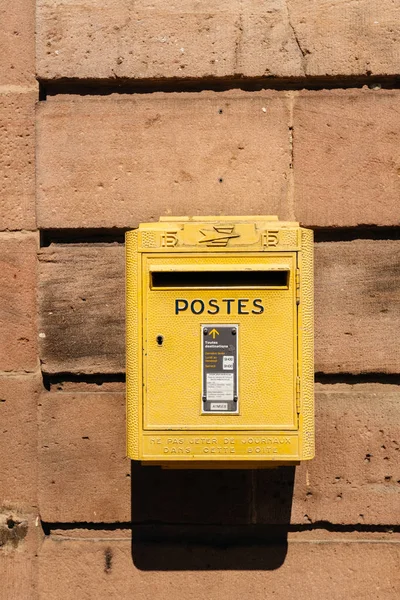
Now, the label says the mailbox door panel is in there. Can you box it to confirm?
[142,253,298,431]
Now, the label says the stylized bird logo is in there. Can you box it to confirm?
[199,226,240,247]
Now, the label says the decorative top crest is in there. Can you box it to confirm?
[198,226,240,247]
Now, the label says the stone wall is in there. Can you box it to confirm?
[1,1,399,598]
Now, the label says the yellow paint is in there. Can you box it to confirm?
[126,216,314,467]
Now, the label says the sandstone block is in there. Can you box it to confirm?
[294,89,400,227]
[0,92,36,231]
[36,1,240,81]
[36,1,400,80]
[39,245,125,375]
[39,533,400,599]
[0,373,41,510]
[36,92,291,228]
[38,391,130,522]
[0,510,42,600]
[315,239,400,373]
[0,0,35,85]
[241,0,400,78]
[0,233,38,371]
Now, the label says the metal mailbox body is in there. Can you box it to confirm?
[126,216,314,467]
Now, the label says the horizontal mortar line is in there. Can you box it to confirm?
[41,372,400,389]
[39,229,128,247]
[313,226,400,242]
[42,372,126,391]
[41,522,131,534]
[39,226,400,248]
[38,74,400,99]
[315,373,400,385]
[41,372,400,388]
[42,521,400,536]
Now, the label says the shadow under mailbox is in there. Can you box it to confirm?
[131,462,295,571]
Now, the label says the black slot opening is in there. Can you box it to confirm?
[151,270,289,288]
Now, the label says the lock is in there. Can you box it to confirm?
[126,216,314,467]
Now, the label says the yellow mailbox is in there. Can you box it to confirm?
[126,216,314,467]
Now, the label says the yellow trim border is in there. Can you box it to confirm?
[299,228,315,459]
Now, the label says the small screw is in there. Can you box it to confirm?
[233,396,238,402]
[203,329,208,335]
[202,396,207,402]
[231,328,236,335]
[156,335,164,346]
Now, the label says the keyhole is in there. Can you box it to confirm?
[156,335,164,346]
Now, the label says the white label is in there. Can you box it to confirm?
[206,372,234,401]
[223,356,234,370]
[210,403,228,411]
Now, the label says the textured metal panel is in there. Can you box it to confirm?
[299,228,315,459]
[140,231,157,248]
[126,230,140,459]
[143,253,297,430]
[278,229,299,247]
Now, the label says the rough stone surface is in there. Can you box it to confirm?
[277,0,400,78]
[0,92,36,231]
[0,374,41,510]
[38,391,130,523]
[0,233,38,371]
[38,240,400,374]
[38,385,400,524]
[0,0,35,85]
[258,384,400,525]
[6,4,400,596]
[37,90,400,229]
[36,1,400,80]
[37,1,240,81]
[315,239,400,373]
[36,92,291,228]
[38,390,252,523]
[294,89,400,227]
[38,245,125,374]
[0,510,42,600]
[39,533,400,599]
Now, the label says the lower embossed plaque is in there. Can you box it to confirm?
[202,324,239,414]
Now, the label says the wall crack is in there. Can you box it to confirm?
[285,0,308,75]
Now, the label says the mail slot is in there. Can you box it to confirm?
[126,216,314,467]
